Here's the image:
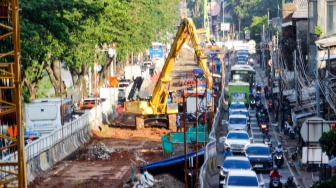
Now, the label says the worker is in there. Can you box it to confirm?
[176,114,182,132]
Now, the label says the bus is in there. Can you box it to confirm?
[229,64,256,92]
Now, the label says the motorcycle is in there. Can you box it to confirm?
[274,151,284,168]
[250,97,256,110]
[270,177,282,188]
[259,122,268,134]
[262,133,272,148]
[284,121,291,135]
[217,165,227,186]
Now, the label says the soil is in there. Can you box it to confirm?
[28,48,200,188]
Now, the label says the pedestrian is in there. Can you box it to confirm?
[264,85,269,99]
[176,114,182,132]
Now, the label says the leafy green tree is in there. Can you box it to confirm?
[319,130,336,158]
[20,0,179,100]
[309,130,336,187]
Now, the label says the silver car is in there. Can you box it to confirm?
[223,130,253,153]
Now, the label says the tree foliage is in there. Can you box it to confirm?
[319,130,336,158]
[19,0,179,100]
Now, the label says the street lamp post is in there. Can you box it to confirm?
[193,68,204,188]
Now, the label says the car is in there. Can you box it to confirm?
[244,143,273,171]
[228,114,249,131]
[118,79,131,88]
[219,169,261,188]
[79,98,101,109]
[217,156,253,185]
[231,108,250,122]
[229,101,247,115]
[236,60,246,65]
[220,156,252,172]
[223,130,252,153]
[118,90,126,103]
[24,131,42,140]
[142,61,152,67]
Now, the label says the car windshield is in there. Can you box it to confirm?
[224,160,251,170]
[229,118,246,124]
[230,103,246,110]
[232,110,248,117]
[246,146,271,155]
[227,132,249,140]
[228,176,258,186]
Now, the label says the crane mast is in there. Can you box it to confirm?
[0,0,27,187]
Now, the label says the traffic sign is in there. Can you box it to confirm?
[221,23,230,31]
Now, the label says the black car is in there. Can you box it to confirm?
[244,143,273,171]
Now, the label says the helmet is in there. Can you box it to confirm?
[287,176,293,183]
[278,143,282,147]
[273,166,278,171]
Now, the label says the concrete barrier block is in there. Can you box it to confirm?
[39,152,49,171]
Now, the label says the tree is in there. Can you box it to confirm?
[309,130,336,187]
[319,130,336,158]
[20,0,179,100]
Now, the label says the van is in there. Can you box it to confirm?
[25,98,73,132]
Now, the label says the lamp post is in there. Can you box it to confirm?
[193,68,204,188]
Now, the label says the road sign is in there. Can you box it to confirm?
[221,23,230,31]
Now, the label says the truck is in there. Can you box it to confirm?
[124,18,213,129]
[124,65,142,80]
[25,98,73,135]
[228,82,250,107]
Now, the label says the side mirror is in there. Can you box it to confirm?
[217,165,222,169]
[259,182,265,188]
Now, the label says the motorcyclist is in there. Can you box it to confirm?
[275,143,284,153]
[269,166,282,187]
[223,147,233,158]
[284,176,296,188]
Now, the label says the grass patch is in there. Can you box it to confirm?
[71,179,84,184]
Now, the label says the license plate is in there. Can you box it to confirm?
[254,164,263,168]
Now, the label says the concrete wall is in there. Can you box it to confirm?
[26,125,92,183]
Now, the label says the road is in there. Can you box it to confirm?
[210,58,297,188]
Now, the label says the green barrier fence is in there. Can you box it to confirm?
[162,124,209,154]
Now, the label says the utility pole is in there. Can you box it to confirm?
[294,49,298,106]
[262,25,265,69]
[316,53,320,117]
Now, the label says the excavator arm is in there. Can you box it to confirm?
[150,18,213,114]
[125,18,213,115]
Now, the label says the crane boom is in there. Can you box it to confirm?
[125,18,212,120]
[150,18,212,114]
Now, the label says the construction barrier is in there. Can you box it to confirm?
[161,124,209,154]
[1,101,113,184]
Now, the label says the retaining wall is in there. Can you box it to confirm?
[26,120,93,183]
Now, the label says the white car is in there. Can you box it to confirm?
[228,114,249,131]
[220,169,263,188]
[223,130,252,153]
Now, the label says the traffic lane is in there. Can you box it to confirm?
[252,67,298,187]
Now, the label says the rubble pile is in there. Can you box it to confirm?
[87,142,115,160]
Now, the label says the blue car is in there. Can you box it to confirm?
[229,101,247,115]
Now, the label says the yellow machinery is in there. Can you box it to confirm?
[125,18,213,129]
[196,28,210,43]
[0,0,27,187]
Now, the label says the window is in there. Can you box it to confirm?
[327,1,336,34]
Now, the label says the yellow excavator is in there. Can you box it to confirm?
[125,18,213,129]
